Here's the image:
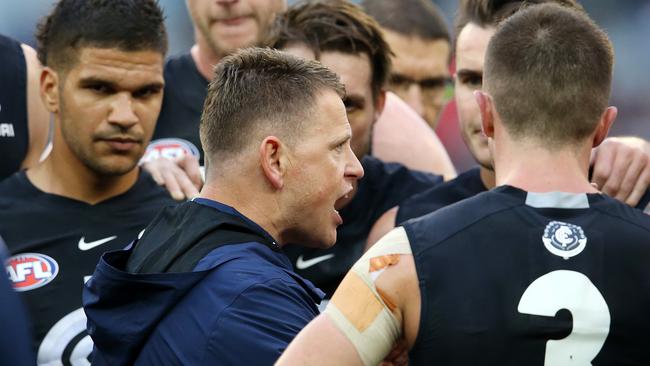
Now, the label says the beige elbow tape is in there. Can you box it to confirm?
[324,227,412,366]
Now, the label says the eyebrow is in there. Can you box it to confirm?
[78,77,164,91]
[390,73,450,82]
[331,132,351,148]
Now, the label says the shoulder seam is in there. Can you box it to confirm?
[591,202,650,234]
[407,199,522,259]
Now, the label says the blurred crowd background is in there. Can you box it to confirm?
[2,0,648,171]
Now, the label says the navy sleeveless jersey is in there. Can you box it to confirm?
[398,166,650,224]
[151,53,207,164]
[404,185,650,365]
[0,34,29,180]
[0,170,176,365]
[284,156,442,297]
[396,167,485,224]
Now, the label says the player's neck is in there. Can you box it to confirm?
[494,143,596,193]
[479,166,496,190]
[191,41,223,81]
[27,146,140,205]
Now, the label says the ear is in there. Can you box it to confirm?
[259,136,286,190]
[373,88,387,120]
[474,90,495,138]
[592,106,617,148]
[40,67,60,114]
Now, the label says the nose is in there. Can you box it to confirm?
[404,84,424,117]
[345,146,364,181]
[108,93,138,130]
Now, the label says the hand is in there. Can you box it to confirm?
[379,338,409,366]
[143,154,203,201]
[591,136,650,206]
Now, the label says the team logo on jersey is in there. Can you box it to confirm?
[141,138,200,162]
[5,253,59,291]
[542,221,587,259]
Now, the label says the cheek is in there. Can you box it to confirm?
[139,102,163,131]
[255,2,282,29]
[349,114,372,141]
[60,101,90,135]
[311,162,343,203]
[455,91,478,120]
[189,5,208,27]
[269,0,287,14]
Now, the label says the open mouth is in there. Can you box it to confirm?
[333,187,354,224]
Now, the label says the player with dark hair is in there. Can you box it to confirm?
[363,0,451,130]
[0,1,174,364]
[270,0,445,300]
[0,34,49,181]
[367,0,650,246]
[145,0,454,200]
[278,4,650,365]
[83,47,363,365]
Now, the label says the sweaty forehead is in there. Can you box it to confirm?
[455,23,495,72]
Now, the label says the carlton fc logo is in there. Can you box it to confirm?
[5,253,59,291]
[542,221,587,259]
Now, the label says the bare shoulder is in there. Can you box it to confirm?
[364,227,421,348]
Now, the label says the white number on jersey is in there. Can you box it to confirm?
[518,270,610,366]
[38,307,92,366]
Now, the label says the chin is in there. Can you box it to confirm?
[313,233,338,250]
[89,159,139,177]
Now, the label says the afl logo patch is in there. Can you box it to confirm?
[141,138,200,162]
[542,221,587,259]
[5,253,59,291]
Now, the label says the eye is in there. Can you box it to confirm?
[86,83,114,94]
[343,98,364,114]
[420,77,451,91]
[389,74,412,87]
[458,73,483,88]
[345,104,358,114]
[335,141,345,152]
[133,86,162,99]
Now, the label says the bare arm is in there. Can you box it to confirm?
[277,228,421,366]
[21,43,49,169]
[276,314,365,366]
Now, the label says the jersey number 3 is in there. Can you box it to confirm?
[518,270,611,366]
